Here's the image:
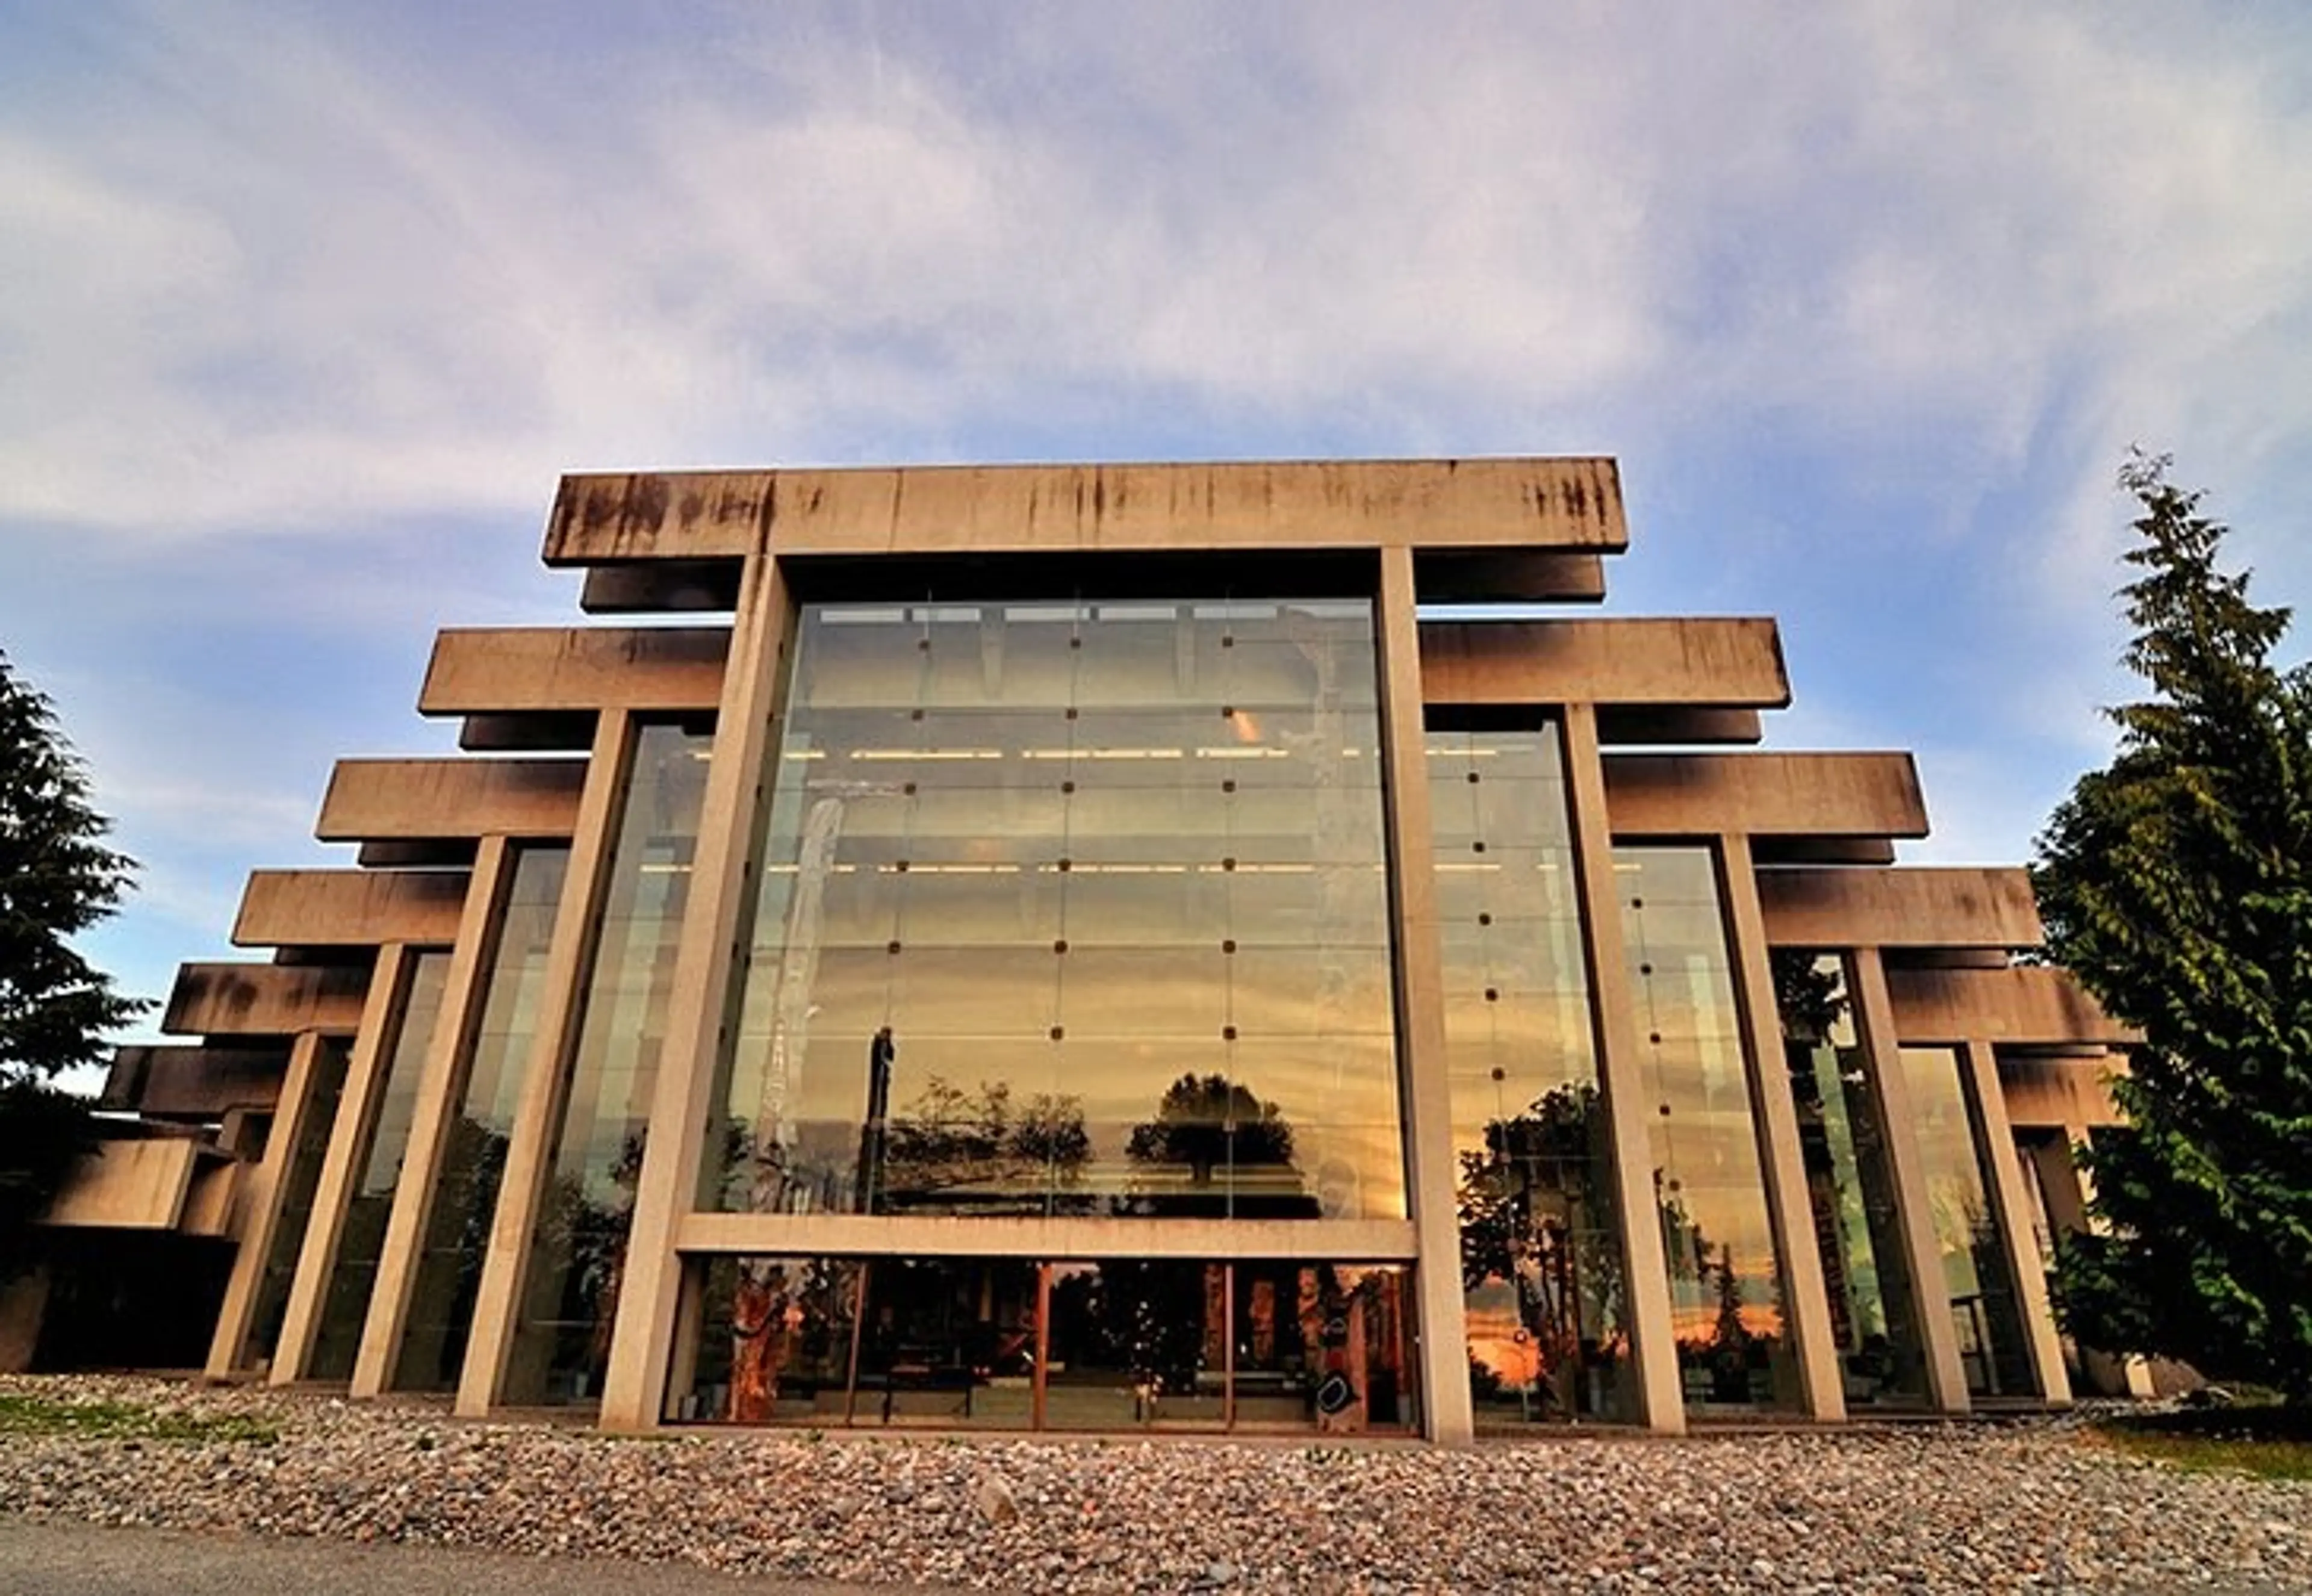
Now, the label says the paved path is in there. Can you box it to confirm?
[0,1519,953,1596]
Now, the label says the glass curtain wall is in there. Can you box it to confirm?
[394,846,568,1391]
[703,598,1401,1224]
[1614,846,1797,1414]
[240,1039,353,1370]
[1773,953,1928,1407]
[1428,721,1629,1425]
[673,1255,1414,1433]
[1900,1045,2037,1397]
[309,951,450,1381]
[508,721,710,1405]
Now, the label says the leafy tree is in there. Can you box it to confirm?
[1,650,146,1277]
[2032,454,2312,1403]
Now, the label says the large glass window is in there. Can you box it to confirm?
[309,951,450,1382]
[395,845,567,1392]
[508,721,711,1405]
[704,599,1401,1223]
[670,1255,1414,1433]
[1429,721,1629,1425]
[1615,845,1797,1414]
[1900,1045,2037,1398]
[1774,952,1928,1407]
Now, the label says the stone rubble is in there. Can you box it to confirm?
[2,1374,2306,1593]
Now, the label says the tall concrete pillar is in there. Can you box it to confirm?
[1717,833,1846,1421]
[1373,545,1474,1446]
[352,834,516,1399]
[205,1028,329,1380]
[1561,704,1685,1434]
[1847,947,1969,1412]
[457,708,636,1417]
[598,551,795,1432]
[1962,1038,2071,1405]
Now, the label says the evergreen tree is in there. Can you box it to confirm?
[0,650,146,1276]
[2032,454,2312,1402]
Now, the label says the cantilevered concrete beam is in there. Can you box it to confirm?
[233,869,468,949]
[1884,965,2133,1046]
[546,458,1629,565]
[420,627,729,716]
[1756,867,2043,951]
[1603,751,1928,840]
[317,759,586,843]
[162,961,371,1037]
[102,1045,288,1120]
[1420,618,1788,709]
[2000,1055,2127,1129]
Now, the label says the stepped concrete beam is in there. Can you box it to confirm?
[546,458,1629,565]
[1757,867,2043,951]
[162,961,371,1037]
[101,1045,288,1120]
[1419,617,1788,710]
[317,758,586,843]
[420,627,729,716]
[1885,965,2134,1046]
[2001,1055,2127,1129]
[1603,751,1928,840]
[232,869,468,949]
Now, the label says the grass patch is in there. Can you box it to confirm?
[2093,1404,2312,1482]
[0,1394,277,1445]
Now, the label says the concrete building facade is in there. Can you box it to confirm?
[23,457,2138,1439]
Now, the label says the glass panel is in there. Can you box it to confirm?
[1431,723,1630,1425]
[1900,1045,2038,1398]
[1045,1260,1225,1429]
[1774,953,1928,1408]
[1230,1261,1417,1433]
[241,1039,352,1370]
[674,1255,862,1424]
[709,598,1402,1222]
[1616,845,1797,1414]
[309,951,450,1383]
[851,1258,1039,1428]
[508,722,711,1405]
[396,845,568,1392]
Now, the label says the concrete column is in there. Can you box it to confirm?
[2025,1128,2154,1397]
[1960,1040,2071,1405]
[352,834,516,1399]
[456,708,637,1417]
[205,1028,328,1379]
[1561,703,1685,1433]
[598,553,794,1432]
[270,944,414,1385]
[1373,544,1475,1447]
[1847,947,1969,1412]
[1717,833,1846,1421]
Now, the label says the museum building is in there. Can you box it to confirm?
[13,458,2140,1441]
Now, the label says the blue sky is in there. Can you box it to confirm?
[5,2,2311,1066]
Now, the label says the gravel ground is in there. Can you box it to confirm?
[2,1374,2306,1594]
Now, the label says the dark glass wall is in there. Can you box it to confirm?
[394,845,567,1392]
[241,1038,352,1370]
[1614,846,1797,1414]
[1900,1045,2037,1398]
[1774,953,1928,1407]
[309,951,450,1382]
[706,599,1402,1223]
[509,721,710,1405]
[1428,721,1629,1424]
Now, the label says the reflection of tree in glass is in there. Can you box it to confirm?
[1048,1261,1210,1400]
[1126,1073,1293,1179]
[1456,1082,1620,1414]
[878,1075,1089,1211]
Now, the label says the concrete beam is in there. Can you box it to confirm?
[1413,550,1607,603]
[672,1213,1421,1259]
[547,458,1629,565]
[2000,1054,2127,1129]
[101,1045,289,1120]
[233,869,468,949]
[1419,618,1788,709]
[1885,966,2134,1047]
[42,1138,201,1229]
[420,627,729,716]
[318,759,586,843]
[1604,752,1927,840]
[1757,867,2043,951]
[1594,707,1765,747]
[163,961,371,1037]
